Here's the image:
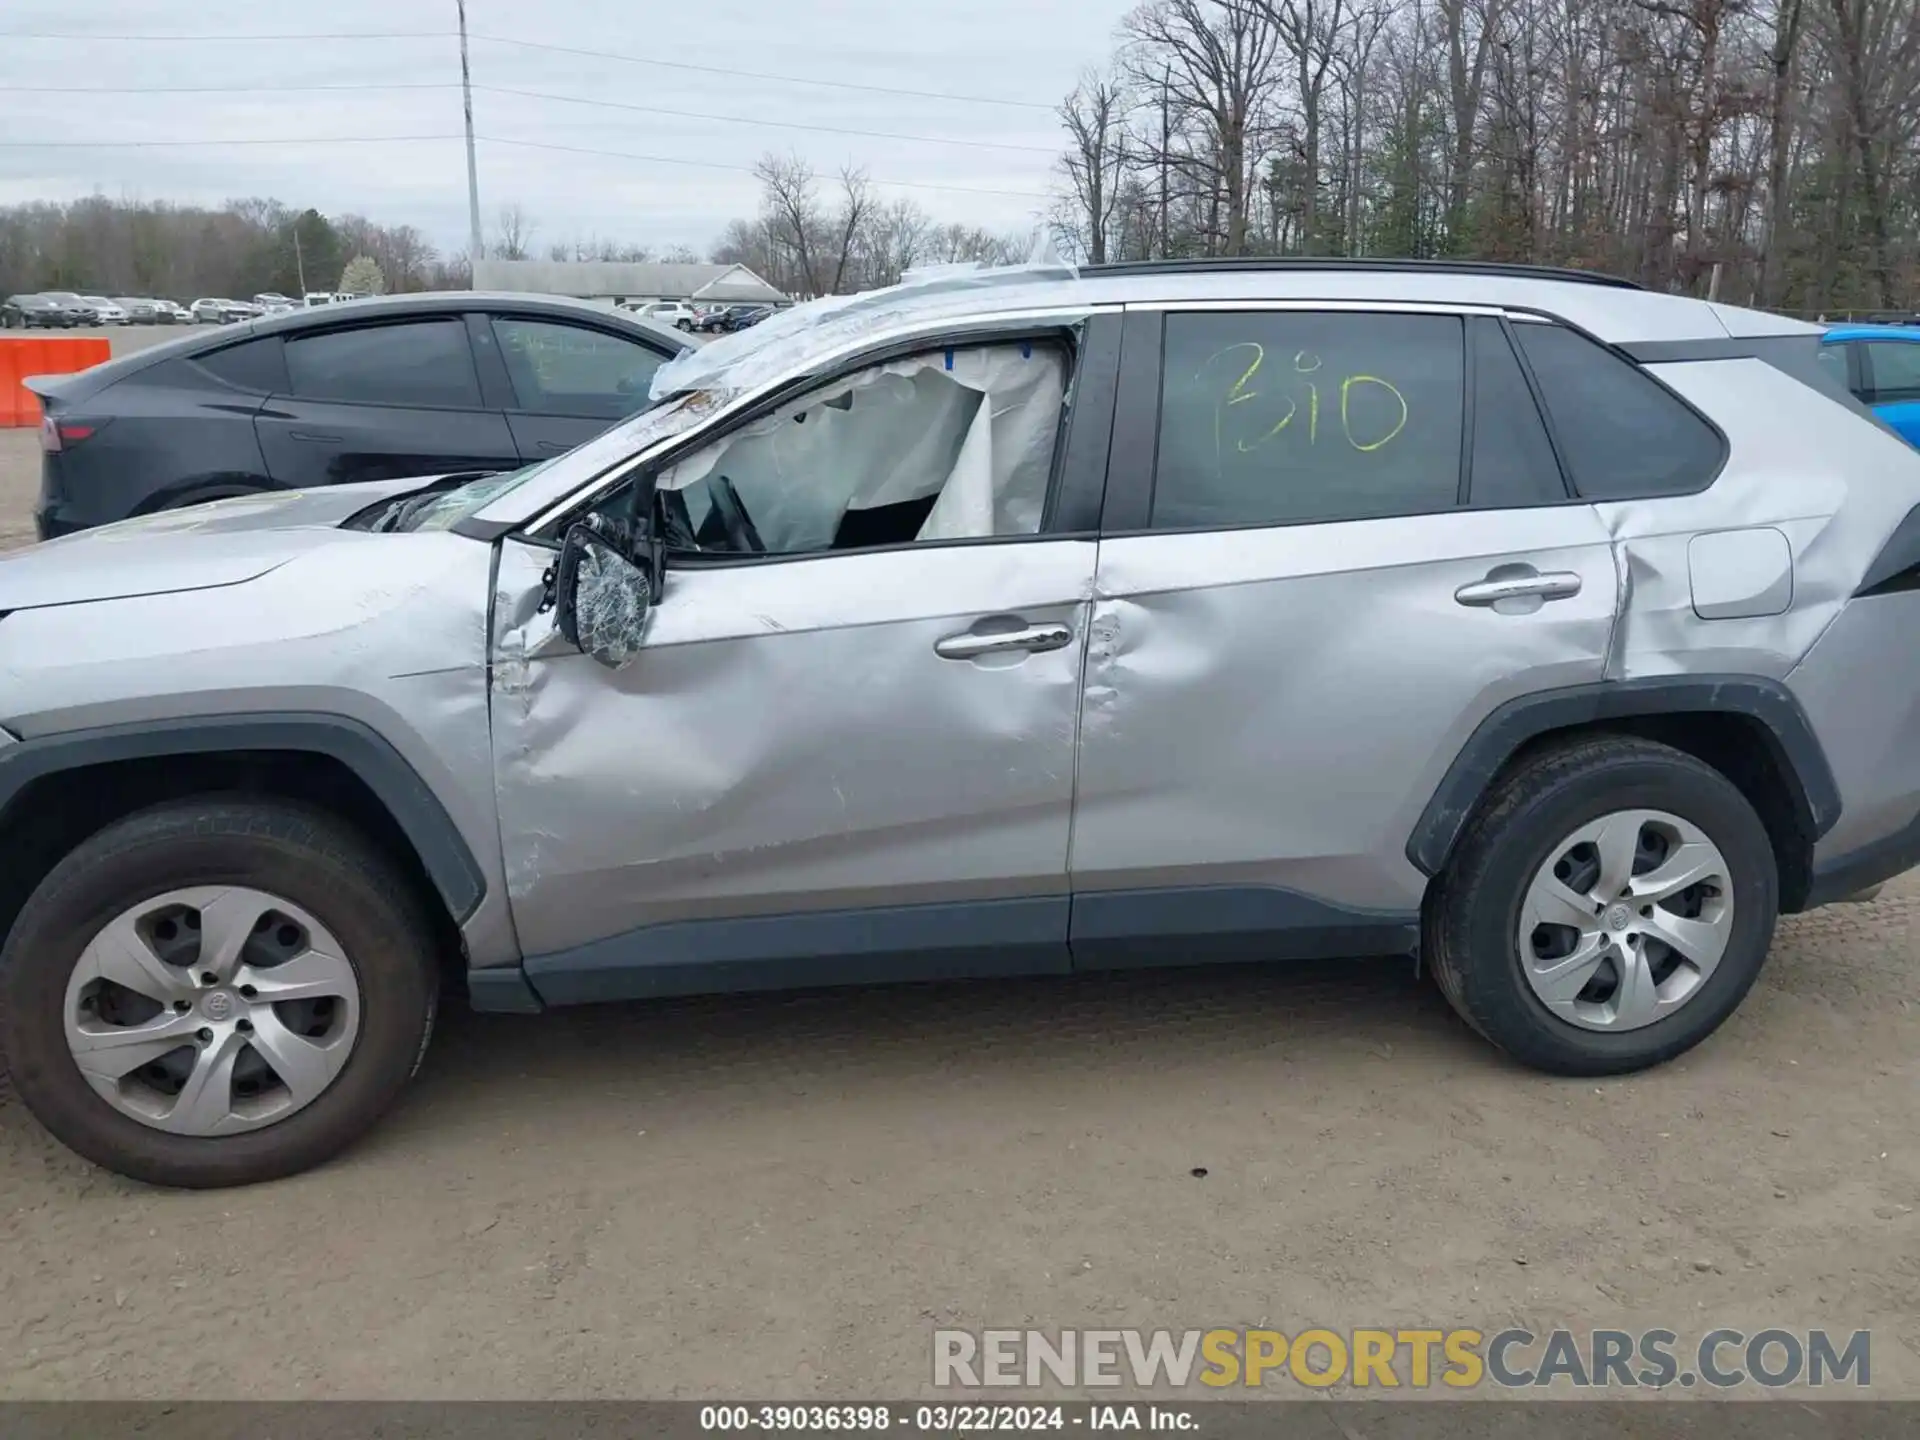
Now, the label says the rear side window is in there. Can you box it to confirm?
[1513,322,1723,500]
[1863,341,1920,403]
[284,319,481,408]
[1467,319,1566,508]
[193,337,288,394]
[1152,311,1465,529]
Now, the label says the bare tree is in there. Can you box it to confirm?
[1058,69,1133,262]
[754,153,826,298]
[491,203,536,262]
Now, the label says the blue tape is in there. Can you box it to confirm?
[1021,341,1032,359]
[944,349,954,370]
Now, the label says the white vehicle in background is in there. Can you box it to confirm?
[151,300,191,324]
[253,292,297,315]
[80,296,127,325]
[190,298,239,324]
[302,291,365,308]
[623,300,700,332]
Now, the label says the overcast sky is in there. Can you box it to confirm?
[0,0,1128,257]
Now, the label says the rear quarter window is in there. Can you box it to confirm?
[192,337,289,394]
[1514,322,1725,500]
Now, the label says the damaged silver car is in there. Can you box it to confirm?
[4,257,1919,1187]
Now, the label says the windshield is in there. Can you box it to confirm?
[396,391,717,531]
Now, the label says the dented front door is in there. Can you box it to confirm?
[487,536,1096,970]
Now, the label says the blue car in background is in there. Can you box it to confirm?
[1821,324,1920,445]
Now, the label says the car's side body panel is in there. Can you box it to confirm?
[487,536,1097,963]
[0,526,521,971]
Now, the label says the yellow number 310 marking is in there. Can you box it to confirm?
[1202,344,1409,455]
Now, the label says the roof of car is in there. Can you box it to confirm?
[650,258,1817,404]
[1825,323,1920,343]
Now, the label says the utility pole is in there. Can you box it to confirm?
[293,224,307,294]
[458,0,484,268]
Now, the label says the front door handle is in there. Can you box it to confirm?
[934,621,1074,661]
[1455,570,1584,607]
[287,430,343,444]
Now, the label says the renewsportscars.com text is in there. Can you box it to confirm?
[932,1327,1871,1391]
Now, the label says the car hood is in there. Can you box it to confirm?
[0,477,451,612]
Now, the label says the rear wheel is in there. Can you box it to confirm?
[0,799,439,1187]
[1425,735,1778,1075]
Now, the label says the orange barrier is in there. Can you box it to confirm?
[0,336,111,427]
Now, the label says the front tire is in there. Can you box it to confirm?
[1425,735,1778,1076]
[0,799,439,1187]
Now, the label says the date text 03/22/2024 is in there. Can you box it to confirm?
[699,1405,1194,1432]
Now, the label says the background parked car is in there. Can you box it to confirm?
[149,299,190,324]
[81,296,128,325]
[622,300,699,332]
[253,292,297,314]
[2,295,80,329]
[29,291,694,535]
[36,292,98,325]
[190,298,238,324]
[114,297,163,323]
[1822,324,1920,446]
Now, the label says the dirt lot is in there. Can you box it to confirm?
[0,364,1916,1400]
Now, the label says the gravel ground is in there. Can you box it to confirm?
[0,334,1915,1401]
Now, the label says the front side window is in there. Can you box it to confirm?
[1151,311,1466,530]
[1863,341,1920,403]
[284,319,481,408]
[1513,321,1723,500]
[491,318,667,419]
[653,341,1067,557]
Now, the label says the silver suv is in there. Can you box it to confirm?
[3,260,1917,1188]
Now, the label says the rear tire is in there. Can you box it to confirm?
[1425,734,1778,1075]
[0,799,439,1187]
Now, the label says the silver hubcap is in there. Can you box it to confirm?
[1518,809,1734,1032]
[63,886,361,1135]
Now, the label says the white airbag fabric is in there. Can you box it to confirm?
[657,343,1065,551]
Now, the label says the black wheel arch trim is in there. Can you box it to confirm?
[1408,676,1843,877]
[0,712,486,922]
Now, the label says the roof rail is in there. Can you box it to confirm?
[1079,257,1643,291]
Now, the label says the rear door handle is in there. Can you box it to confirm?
[288,430,343,444]
[935,621,1074,661]
[1455,571,1583,607]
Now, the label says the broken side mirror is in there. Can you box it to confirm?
[553,516,655,669]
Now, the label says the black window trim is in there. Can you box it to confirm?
[279,314,488,414]
[525,318,1107,569]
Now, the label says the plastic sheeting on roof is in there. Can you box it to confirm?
[646,252,1080,405]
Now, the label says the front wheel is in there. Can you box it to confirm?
[0,799,440,1187]
[1425,735,1779,1075]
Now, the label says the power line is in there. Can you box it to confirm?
[468,33,1057,112]
[0,78,1056,154]
[3,82,460,94]
[476,136,1049,201]
[473,85,1057,155]
[0,27,1058,112]
[0,135,463,149]
[0,30,451,40]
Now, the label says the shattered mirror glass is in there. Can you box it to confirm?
[560,528,652,669]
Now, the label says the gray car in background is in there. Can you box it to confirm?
[1,257,1917,1188]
